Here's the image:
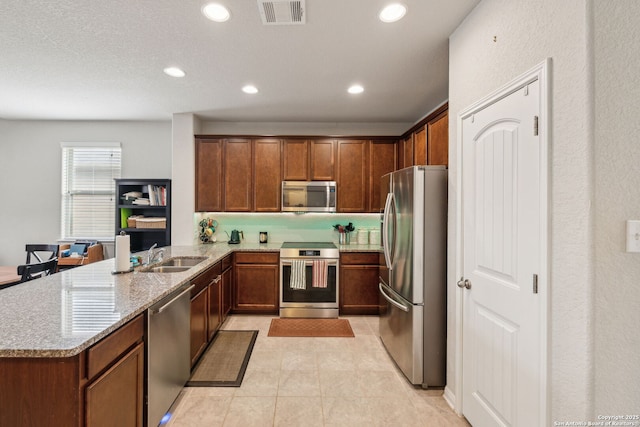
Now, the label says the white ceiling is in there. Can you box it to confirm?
[0,0,479,123]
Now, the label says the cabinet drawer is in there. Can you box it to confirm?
[87,315,144,380]
[191,263,221,296]
[340,252,379,265]
[235,252,279,264]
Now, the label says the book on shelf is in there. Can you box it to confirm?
[146,185,167,206]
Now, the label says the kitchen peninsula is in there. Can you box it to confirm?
[0,241,380,425]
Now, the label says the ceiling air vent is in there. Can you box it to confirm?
[257,0,305,25]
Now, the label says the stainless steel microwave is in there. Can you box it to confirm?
[281,181,337,212]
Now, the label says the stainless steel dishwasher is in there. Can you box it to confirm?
[147,284,193,427]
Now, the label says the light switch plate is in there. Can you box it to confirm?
[626,220,640,253]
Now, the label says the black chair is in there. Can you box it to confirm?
[17,258,58,283]
[25,244,60,264]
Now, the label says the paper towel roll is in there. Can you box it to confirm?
[115,234,130,272]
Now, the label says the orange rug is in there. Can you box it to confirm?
[268,318,355,337]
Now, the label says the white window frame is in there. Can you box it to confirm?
[60,142,122,241]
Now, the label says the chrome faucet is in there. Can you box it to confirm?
[147,243,164,265]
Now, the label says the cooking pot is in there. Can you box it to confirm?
[229,229,243,244]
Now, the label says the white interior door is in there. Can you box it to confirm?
[461,79,544,427]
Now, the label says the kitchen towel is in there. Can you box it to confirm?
[290,259,306,290]
[114,234,130,272]
[312,260,328,288]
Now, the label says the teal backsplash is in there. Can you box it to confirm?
[193,213,380,244]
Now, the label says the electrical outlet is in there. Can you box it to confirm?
[626,220,640,253]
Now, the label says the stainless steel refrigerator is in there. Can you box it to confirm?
[379,165,447,388]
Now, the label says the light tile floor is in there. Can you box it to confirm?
[166,315,470,427]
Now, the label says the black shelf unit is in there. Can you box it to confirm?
[115,179,171,252]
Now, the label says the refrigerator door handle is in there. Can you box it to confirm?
[382,192,395,270]
[379,283,410,312]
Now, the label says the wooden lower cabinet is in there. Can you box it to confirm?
[222,261,233,320]
[0,315,145,426]
[190,287,208,366]
[208,277,222,341]
[233,252,279,314]
[339,252,380,315]
[86,342,144,427]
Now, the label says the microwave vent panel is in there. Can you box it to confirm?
[257,0,305,25]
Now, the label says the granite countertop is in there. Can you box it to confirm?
[0,241,381,358]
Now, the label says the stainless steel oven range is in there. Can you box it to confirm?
[279,242,339,318]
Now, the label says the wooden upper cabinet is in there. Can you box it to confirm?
[224,139,252,212]
[310,139,335,181]
[253,139,282,212]
[283,140,309,181]
[195,139,223,212]
[413,127,427,165]
[337,140,368,213]
[368,140,397,212]
[283,139,335,181]
[427,110,449,166]
[398,134,414,169]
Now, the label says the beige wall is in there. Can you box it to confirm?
[0,120,172,265]
[593,0,640,414]
[449,0,594,422]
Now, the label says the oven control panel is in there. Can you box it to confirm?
[299,250,320,256]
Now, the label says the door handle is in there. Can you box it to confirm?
[382,193,393,270]
[152,284,195,314]
[379,283,410,312]
[457,277,472,289]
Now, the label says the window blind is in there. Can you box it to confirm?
[61,143,121,240]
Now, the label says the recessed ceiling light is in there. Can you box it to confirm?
[163,67,186,78]
[202,3,231,22]
[379,3,407,23]
[348,84,364,94]
[242,85,258,94]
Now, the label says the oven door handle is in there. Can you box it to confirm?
[280,259,338,266]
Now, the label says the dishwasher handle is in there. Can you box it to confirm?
[152,284,195,314]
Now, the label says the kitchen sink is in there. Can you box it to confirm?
[158,256,207,267]
[139,256,207,273]
[143,266,192,273]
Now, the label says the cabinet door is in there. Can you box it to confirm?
[190,288,208,366]
[337,140,368,212]
[427,110,449,166]
[368,141,397,213]
[339,265,380,315]
[234,264,279,313]
[253,139,282,211]
[310,139,335,181]
[283,139,309,180]
[195,139,224,212]
[401,135,414,168]
[222,266,233,320]
[224,139,252,211]
[208,277,221,341]
[413,127,427,165]
[86,342,144,427]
